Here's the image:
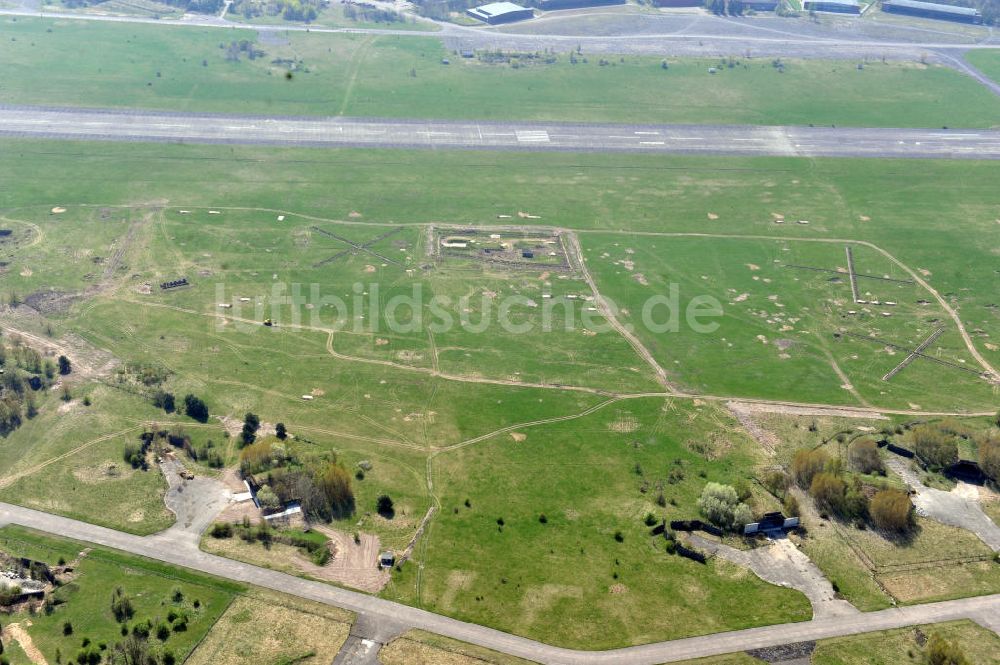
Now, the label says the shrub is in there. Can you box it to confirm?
[912,425,958,470]
[782,493,801,517]
[763,470,789,496]
[809,472,847,515]
[240,412,260,446]
[275,422,287,440]
[791,449,829,488]
[848,438,884,475]
[256,485,281,511]
[152,390,175,413]
[697,482,753,531]
[613,530,624,542]
[183,394,208,423]
[926,632,970,665]
[156,623,170,641]
[315,463,355,518]
[870,488,913,533]
[110,587,134,623]
[209,522,233,539]
[980,436,1000,483]
[733,479,753,503]
[376,494,394,518]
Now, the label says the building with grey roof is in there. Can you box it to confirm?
[882,0,982,23]
[803,0,861,13]
[467,1,534,23]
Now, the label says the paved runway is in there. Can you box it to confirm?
[3,105,1000,159]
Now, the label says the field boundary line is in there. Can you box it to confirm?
[565,231,675,391]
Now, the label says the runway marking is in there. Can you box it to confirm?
[515,130,550,143]
[639,141,665,145]
[634,131,661,136]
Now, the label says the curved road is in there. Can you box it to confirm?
[3,105,1000,158]
[1,502,998,664]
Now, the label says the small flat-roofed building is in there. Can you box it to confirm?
[882,0,982,23]
[803,0,861,13]
[466,1,534,23]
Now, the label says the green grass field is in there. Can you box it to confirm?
[383,396,811,649]
[966,49,1000,86]
[2,17,1000,126]
[1,138,999,647]
[0,526,239,664]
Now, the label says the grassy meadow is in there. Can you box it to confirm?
[0,526,239,665]
[1,140,999,646]
[966,49,1000,86]
[1,17,1000,126]
[382,396,812,648]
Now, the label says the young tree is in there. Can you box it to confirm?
[183,394,208,423]
[809,472,847,515]
[848,438,884,475]
[912,425,958,470]
[153,391,175,413]
[275,422,287,440]
[316,463,355,518]
[240,412,260,446]
[791,449,829,488]
[57,355,72,375]
[980,436,1000,483]
[376,494,395,519]
[869,488,913,533]
[110,587,135,623]
[697,482,752,531]
[782,493,801,518]
[927,632,970,665]
[256,485,281,511]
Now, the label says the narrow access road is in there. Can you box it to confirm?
[1,503,999,664]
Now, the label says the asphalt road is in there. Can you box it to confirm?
[1,502,999,664]
[3,105,1000,159]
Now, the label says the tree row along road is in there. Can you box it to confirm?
[3,105,1000,159]
[0,502,998,664]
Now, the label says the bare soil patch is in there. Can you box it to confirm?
[2,623,48,665]
[310,525,391,593]
[72,460,133,484]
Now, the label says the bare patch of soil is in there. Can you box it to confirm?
[3,623,48,665]
[72,461,132,484]
[310,525,390,593]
